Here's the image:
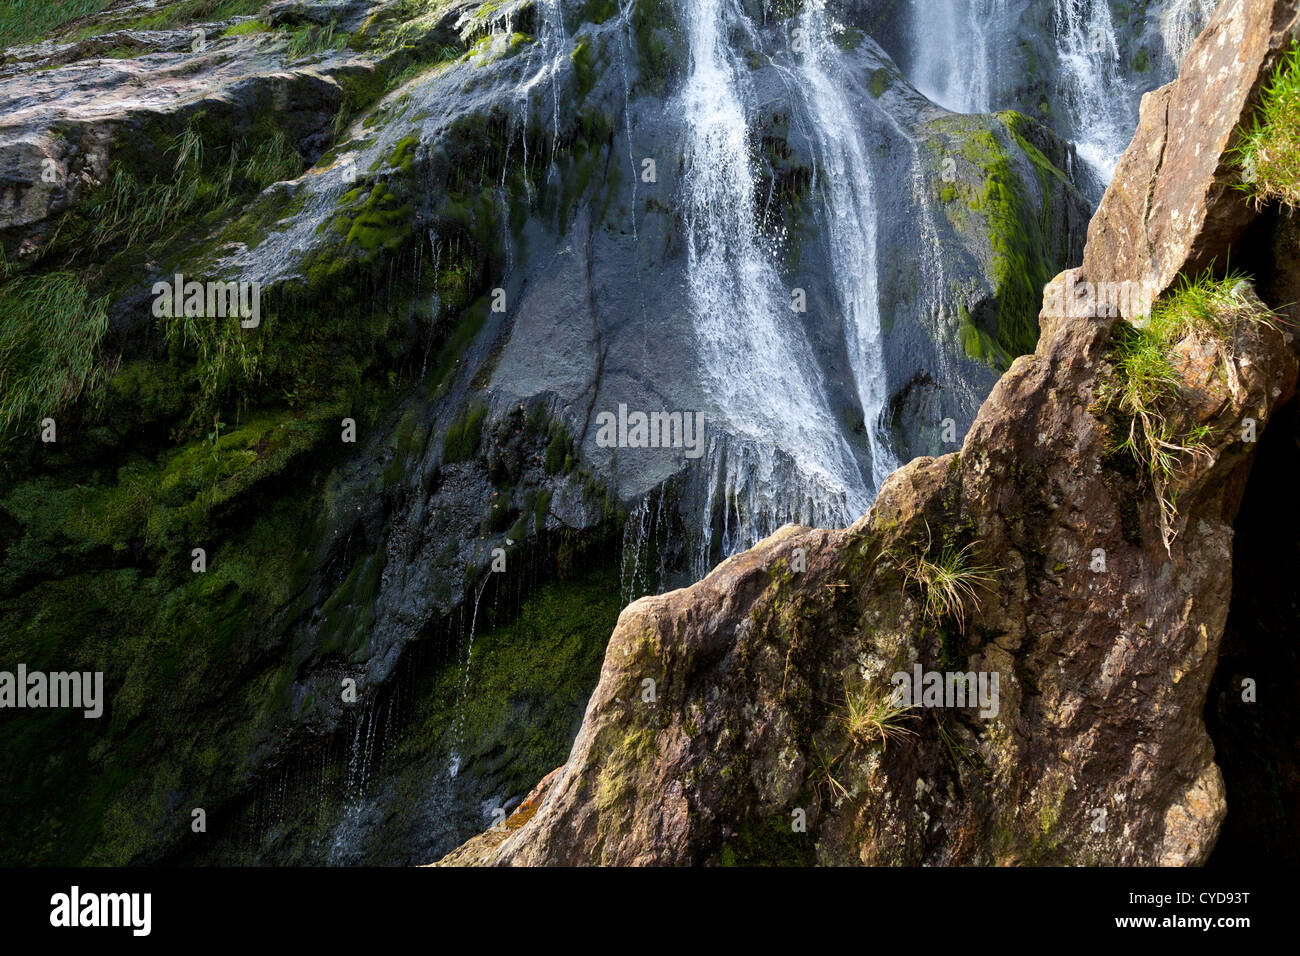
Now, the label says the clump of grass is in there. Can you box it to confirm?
[901,524,997,632]
[112,0,265,34]
[842,680,918,750]
[0,0,113,48]
[1233,41,1300,208]
[284,20,349,59]
[809,741,849,802]
[0,268,110,438]
[88,118,300,249]
[1098,269,1280,548]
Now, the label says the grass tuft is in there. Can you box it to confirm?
[901,524,996,632]
[842,680,918,750]
[0,0,113,48]
[284,20,349,59]
[89,118,300,250]
[1098,269,1280,549]
[1233,42,1300,208]
[0,267,110,439]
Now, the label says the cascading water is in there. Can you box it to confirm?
[1161,0,1219,67]
[794,0,897,493]
[899,0,1217,187]
[1052,0,1130,179]
[518,0,569,160]
[447,578,489,779]
[677,0,871,560]
[908,0,1003,113]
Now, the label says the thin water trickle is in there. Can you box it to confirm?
[448,577,490,779]
[795,0,898,491]
[909,0,1003,113]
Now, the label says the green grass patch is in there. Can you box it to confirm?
[1098,270,1279,548]
[88,116,301,250]
[1233,41,1300,208]
[0,267,109,440]
[284,19,349,58]
[101,0,265,35]
[0,0,113,48]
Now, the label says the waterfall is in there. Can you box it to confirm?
[1052,0,1129,179]
[795,0,897,491]
[900,0,1214,186]
[908,0,1003,113]
[1161,0,1219,68]
[677,0,870,557]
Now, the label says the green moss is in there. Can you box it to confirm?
[344,181,414,252]
[570,36,598,98]
[389,133,420,174]
[544,423,576,475]
[930,112,1074,368]
[835,26,865,53]
[317,553,383,659]
[533,487,553,532]
[595,724,656,817]
[719,815,814,866]
[576,0,620,24]
[397,564,623,804]
[630,0,678,96]
[223,18,268,37]
[444,401,488,463]
[868,68,890,99]
[0,467,330,865]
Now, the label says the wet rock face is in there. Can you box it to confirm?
[0,0,1094,496]
[443,0,1300,866]
[0,2,382,261]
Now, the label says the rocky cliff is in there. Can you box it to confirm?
[441,0,1300,865]
[0,0,1261,867]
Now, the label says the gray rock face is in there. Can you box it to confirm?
[215,0,1098,577]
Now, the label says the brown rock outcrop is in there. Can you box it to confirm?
[1083,0,1300,313]
[439,0,1300,866]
